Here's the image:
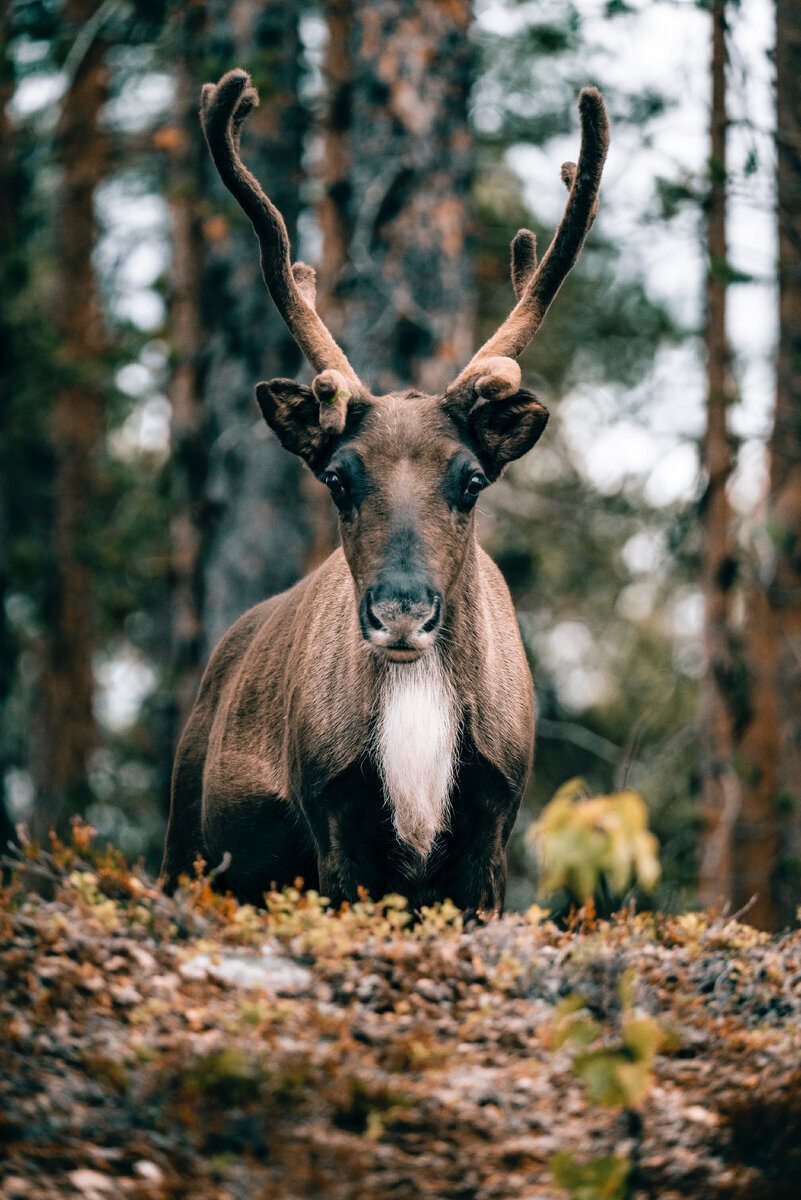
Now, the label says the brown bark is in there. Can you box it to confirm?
[697,0,740,912]
[298,0,354,576]
[699,3,784,930]
[732,581,779,928]
[199,0,319,647]
[319,0,475,394]
[715,0,801,930]
[32,0,109,839]
[319,0,354,311]
[768,0,801,924]
[0,16,19,849]
[165,0,316,750]
[164,4,208,742]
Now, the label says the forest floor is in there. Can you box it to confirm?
[1,827,800,1200]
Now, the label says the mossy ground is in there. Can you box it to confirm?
[1,824,800,1199]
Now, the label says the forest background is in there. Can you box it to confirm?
[1,0,799,930]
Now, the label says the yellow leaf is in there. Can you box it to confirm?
[622,1016,662,1064]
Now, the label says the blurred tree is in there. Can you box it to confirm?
[162,0,313,750]
[318,0,474,392]
[697,0,742,914]
[471,3,690,911]
[696,0,794,931]
[0,14,21,850]
[1,4,74,848]
[196,1,314,656]
[3,0,171,855]
[767,0,801,923]
[163,2,208,745]
[31,0,111,839]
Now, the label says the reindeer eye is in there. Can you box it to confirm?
[323,470,346,503]
[465,472,487,498]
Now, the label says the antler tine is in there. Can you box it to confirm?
[511,163,586,299]
[291,261,317,307]
[511,229,537,301]
[200,69,362,390]
[453,87,608,388]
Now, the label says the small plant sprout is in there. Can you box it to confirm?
[527,777,661,911]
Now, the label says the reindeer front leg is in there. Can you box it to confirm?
[427,756,524,917]
[299,764,390,907]
[432,823,509,916]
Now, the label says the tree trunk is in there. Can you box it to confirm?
[319,0,475,393]
[697,0,740,912]
[732,580,779,927]
[31,0,109,839]
[768,0,801,924]
[715,0,801,931]
[698,3,784,930]
[165,0,316,757]
[200,0,315,654]
[0,15,19,850]
[164,3,209,745]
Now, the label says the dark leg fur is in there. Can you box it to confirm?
[164,734,521,914]
[301,760,397,906]
[202,793,319,902]
[160,741,206,894]
[423,752,522,915]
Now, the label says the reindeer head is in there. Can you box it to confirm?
[201,70,608,662]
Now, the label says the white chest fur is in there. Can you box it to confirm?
[373,656,459,858]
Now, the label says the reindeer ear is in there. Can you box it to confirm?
[469,389,549,479]
[256,379,332,468]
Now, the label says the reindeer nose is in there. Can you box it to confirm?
[363,586,442,651]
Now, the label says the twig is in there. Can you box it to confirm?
[536,717,620,765]
[614,712,650,790]
[62,0,123,92]
[207,851,232,881]
[727,893,758,924]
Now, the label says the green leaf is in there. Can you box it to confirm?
[550,1151,630,1199]
[554,1012,603,1051]
[617,968,636,1012]
[528,782,661,906]
[622,1015,662,1064]
[573,1049,629,1107]
[614,1058,653,1107]
[551,777,591,807]
[708,255,754,286]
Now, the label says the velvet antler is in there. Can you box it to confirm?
[450,87,609,401]
[511,229,537,301]
[200,69,363,398]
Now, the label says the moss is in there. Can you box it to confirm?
[776,854,801,883]
[180,1048,269,1108]
[271,1063,314,1107]
[203,1152,238,1181]
[775,788,796,816]
[79,1053,129,1095]
[332,1076,406,1135]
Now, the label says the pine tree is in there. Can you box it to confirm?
[0,13,20,848]
[697,0,740,912]
[319,0,474,392]
[163,1,208,748]
[199,0,313,654]
[164,0,311,747]
[32,0,111,838]
[767,0,801,923]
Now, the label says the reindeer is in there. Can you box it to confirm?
[160,69,609,913]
